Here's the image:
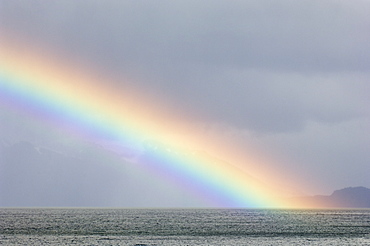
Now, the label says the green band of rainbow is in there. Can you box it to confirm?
[1,38,296,208]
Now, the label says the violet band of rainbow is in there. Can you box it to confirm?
[0,38,299,208]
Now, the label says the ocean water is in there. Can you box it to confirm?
[0,208,369,245]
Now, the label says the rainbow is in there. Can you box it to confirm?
[1,37,300,208]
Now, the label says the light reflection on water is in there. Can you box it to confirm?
[1,208,369,245]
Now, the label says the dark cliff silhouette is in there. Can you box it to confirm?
[289,187,370,208]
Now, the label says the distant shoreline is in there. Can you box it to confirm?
[286,186,370,208]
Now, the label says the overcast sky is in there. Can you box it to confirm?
[1,0,370,205]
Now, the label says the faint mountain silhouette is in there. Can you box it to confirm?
[2,140,236,207]
[0,141,129,207]
[289,187,370,208]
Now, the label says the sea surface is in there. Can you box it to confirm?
[0,208,369,245]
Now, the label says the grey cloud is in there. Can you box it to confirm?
[1,0,369,135]
[2,0,370,73]
[161,72,370,133]
[251,118,370,195]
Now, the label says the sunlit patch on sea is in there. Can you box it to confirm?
[1,208,369,245]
